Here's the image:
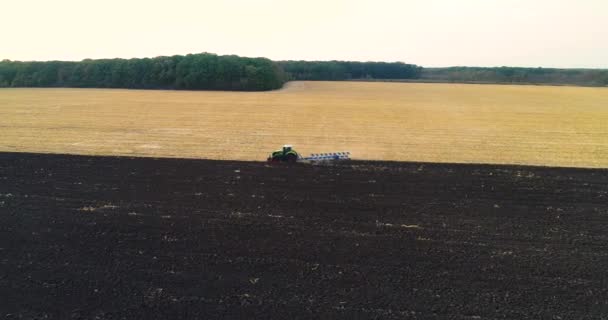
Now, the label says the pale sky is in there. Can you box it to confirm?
[2,0,607,68]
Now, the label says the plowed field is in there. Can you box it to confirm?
[2,153,608,319]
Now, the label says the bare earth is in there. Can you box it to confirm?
[2,153,608,319]
[0,81,607,167]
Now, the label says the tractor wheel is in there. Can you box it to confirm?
[285,153,298,163]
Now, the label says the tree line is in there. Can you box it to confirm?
[1,54,607,91]
[421,67,608,87]
[278,60,423,80]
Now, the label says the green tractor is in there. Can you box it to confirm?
[268,144,300,163]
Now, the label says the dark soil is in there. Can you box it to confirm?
[1,152,608,319]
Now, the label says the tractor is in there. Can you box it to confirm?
[267,145,351,163]
[267,144,300,163]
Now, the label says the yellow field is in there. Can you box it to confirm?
[1,81,607,167]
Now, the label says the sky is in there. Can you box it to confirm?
[2,0,607,68]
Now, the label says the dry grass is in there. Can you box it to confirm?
[0,81,607,167]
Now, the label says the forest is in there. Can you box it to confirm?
[0,54,285,91]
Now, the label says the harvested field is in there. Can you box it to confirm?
[2,152,608,319]
[1,82,608,167]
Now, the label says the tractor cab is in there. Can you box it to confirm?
[268,144,300,162]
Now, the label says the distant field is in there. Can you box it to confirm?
[0,81,607,167]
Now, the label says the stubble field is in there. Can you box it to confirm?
[0,81,607,167]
